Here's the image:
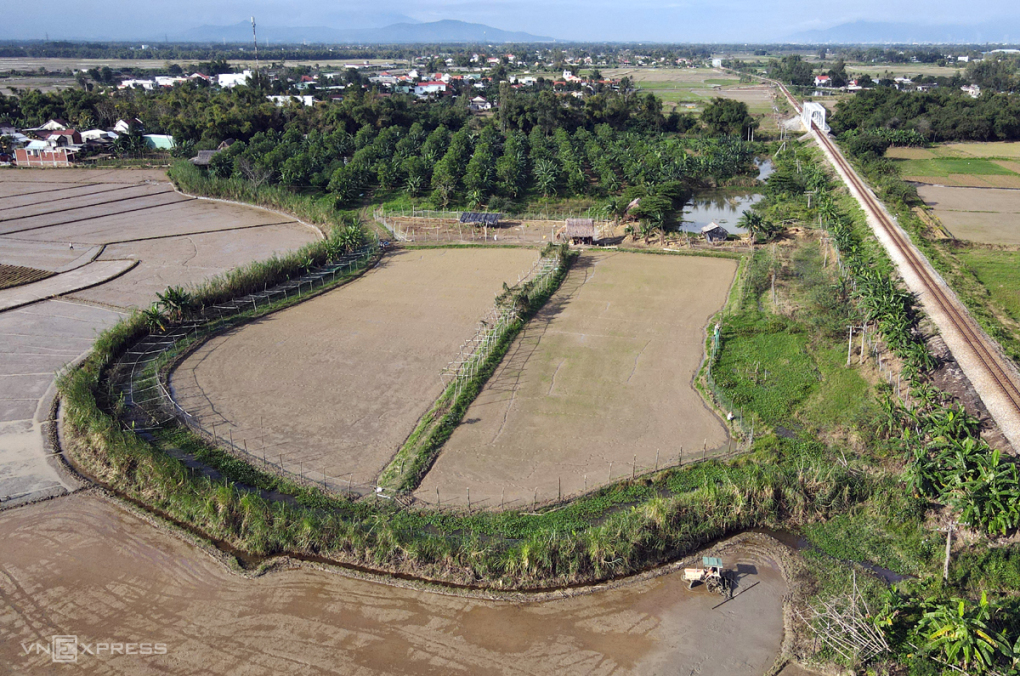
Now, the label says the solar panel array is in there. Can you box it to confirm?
[459,212,501,225]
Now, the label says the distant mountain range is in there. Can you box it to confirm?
[788,20,1020,44]
[178,19,555,45]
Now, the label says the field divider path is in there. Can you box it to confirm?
[0,195,194,236]
[0,187,176,223]
[774,82,1020,450]
[170,184,326,240]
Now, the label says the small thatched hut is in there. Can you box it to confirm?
[565,218,596,245]
[701,222,729,244]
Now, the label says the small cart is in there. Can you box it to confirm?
[683,556,729,596]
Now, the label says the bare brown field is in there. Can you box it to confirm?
[0,493,786,675]
[887,147,936,160]
[603,67,724,83]
[917,185,1020,213]
[943,142,1020,159]
[0,264,52,290]
[416,252,735,509]
[983,174,1020,189]
[0,169,318,506]
[171,247,539,487]
[917,185,1020,245]
[904,174,1000,188]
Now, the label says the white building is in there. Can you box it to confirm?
[119,79,155,90]
[414,81,447,97]
[217,71,252,88]
[962,84,982,99]
[711,58,723,68]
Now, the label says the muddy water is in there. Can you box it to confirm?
[0,494,786,675]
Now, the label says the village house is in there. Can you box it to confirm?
[414,81,447,98]
[217,71,252,88]
[814,75,831,87]
[15,131,82,167]
[119,79,155,90]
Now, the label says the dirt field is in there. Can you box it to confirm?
[916,185,1020,245]
[0,169,317,308]
[0,169,318,506]
[0,492,787,675]
[891,143,1020,188]
[416,252,736,509]
[171,248,539,488]
[602,67,778,128]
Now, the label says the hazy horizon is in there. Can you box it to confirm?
[1,0,1018,44]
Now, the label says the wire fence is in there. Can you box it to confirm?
[373,207,615,245]
[109,237,756,513]
[110,244,382,498]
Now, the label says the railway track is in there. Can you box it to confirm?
[775,82,1020,439]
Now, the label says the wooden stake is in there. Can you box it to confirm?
[943,522,954,581]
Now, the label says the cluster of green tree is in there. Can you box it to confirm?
[965,53,1020,93]
[495,84,702,134]
[837,128,928,160]
[246,113,757,210]
[0,85,470,147]
[830,86,1020,142]
[762,55,816,87]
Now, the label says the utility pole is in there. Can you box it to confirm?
[251,17,260,76]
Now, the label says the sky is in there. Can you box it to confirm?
[2,0,1018,43]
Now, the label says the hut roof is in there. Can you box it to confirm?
[701,221,728,234]
[565,218,596,238]
[189,150,219,166]
[459,211,501,225]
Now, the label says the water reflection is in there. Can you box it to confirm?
[681,191,762,234]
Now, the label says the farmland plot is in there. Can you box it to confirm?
[171,247,539,488]
[417,252,736,509]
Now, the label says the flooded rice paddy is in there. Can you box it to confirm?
[0,493,787,675]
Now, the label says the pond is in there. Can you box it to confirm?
[677,160,771,235]
[680,190,763,234]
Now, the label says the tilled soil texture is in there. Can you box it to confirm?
[171,248,540,489]
[417,252,736,509]
[0,169,318,506]
[0,170,318,309]
[0,493,788,676]
[916,185,1020,245]
[0,264,53,290]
